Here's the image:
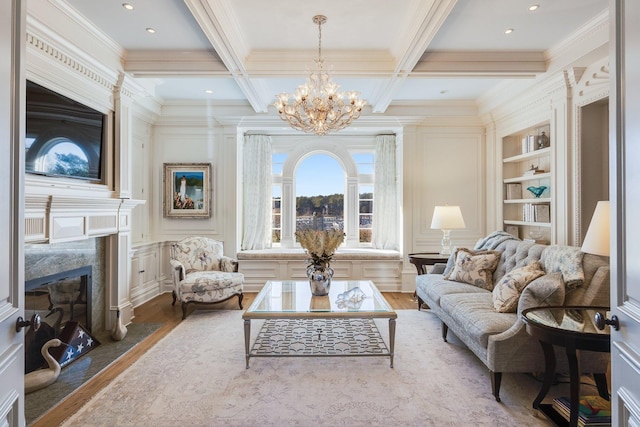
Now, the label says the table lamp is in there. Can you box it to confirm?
[431,205,466,256]
[581,201,610,257]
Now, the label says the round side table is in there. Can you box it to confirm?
[522,306,611,427]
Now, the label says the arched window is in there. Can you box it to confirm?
[295,154,345,233]
[271,139,376,248]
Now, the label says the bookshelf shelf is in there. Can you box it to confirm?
[503,172,552,183]
[504,220,551,227]
[504,198,552,204]
[503,147,551,163]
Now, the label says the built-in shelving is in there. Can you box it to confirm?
[502,123,552,242]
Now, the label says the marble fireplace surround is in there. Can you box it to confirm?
[25,188,144,329]
[25,239,105,332]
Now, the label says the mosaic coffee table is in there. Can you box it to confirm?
[242,280,397,368]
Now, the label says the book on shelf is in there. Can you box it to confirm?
[533,204,550,223]
[505,225,519,238]
[521,135,536,154]
[552,395,611,426]
[506,183,522,200]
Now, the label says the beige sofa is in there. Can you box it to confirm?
[415,231,610,401]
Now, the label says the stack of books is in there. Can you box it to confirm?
[522,203,550,223]
[552,395,611,426]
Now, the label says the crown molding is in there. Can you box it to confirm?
[545,9,608,72]
[412,51,545,76]
[48,0,125,60]
[125,50,230,77]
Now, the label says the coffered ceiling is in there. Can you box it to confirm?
[64,0,608,113]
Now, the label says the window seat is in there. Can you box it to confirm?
[237,249,402,291]
[237,248,401,261]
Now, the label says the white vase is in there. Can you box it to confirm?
[110,310,128,341]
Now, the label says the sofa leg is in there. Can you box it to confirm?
[441,322,449,342]
[172,290,177,306]
[417,296,424,311]
[491,371,502,402]
[237,293,244,310]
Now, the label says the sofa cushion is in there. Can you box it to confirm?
[416,274,487,305]
[492,261,546,313]
[540,245,585,289]
[440,293,517,349]
[443,248,501,291]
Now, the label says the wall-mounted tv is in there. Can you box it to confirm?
[25,80,106,181]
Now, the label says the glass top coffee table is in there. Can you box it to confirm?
[242,280,397,368]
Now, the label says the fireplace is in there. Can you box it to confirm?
[25,265,93,332]
[25,238,106,333]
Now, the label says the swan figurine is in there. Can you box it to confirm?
[527,185,547,198]
[24,338,64,394]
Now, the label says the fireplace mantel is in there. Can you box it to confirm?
[25,193,145,243]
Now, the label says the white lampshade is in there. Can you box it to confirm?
[431,206,466,230]
[581,201,610,257]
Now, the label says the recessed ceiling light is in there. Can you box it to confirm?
[504,28,514,35]
[204,90,213,94]
[528,4,539,11]
[146,27,156,34]
[122,3,134,10]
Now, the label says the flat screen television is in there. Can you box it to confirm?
[25,80,106,181]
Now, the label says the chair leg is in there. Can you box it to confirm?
[181,302,188,320]
[441,321,449,342]
[172,290,177,306]
[417,296,423,311]
[491,371,502,402]
[237,293,244,310]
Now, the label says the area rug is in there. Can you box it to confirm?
[60,310,585,427]
[26,322,161,425]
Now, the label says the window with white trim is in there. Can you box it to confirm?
[271,140,376,249]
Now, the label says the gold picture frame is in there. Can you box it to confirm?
[163,163,211,218]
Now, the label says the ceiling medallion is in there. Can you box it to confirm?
[274,15,366,136]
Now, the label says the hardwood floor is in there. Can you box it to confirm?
[32,291,416,426]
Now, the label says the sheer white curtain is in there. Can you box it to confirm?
[242,134,272,250]
[372,134,399,250]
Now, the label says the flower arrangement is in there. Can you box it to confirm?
[295,228,345,269]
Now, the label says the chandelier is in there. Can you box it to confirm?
[274,15,366,136]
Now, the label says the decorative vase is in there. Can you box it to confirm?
[536,131,550,149]
[110,310,128,341]
[307,264,334,296]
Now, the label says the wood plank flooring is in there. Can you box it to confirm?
[31,291,416,426]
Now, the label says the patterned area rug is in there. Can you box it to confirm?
[60,310,590,426]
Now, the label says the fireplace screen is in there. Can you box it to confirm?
[24,265,98,373]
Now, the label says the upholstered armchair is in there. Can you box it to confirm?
[170,237,244,319]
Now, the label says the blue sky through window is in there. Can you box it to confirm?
[296,154,343,196]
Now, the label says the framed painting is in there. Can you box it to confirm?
[163,163,211,218]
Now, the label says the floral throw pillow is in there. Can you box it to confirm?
[443,248,502,291]
[492,261,546,313]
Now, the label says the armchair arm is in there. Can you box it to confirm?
[169,259,185,284]
[220,256,239,272]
